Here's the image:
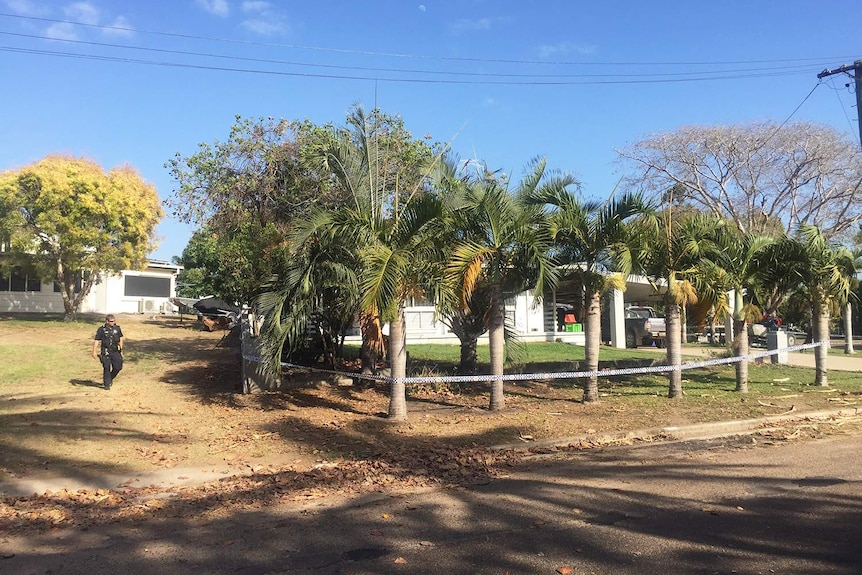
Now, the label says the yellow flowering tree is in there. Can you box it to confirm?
[0,155,163,320]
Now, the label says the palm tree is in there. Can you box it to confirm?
[531,187,651,403]
[637,211,719,398]
[756,225,857,386]
[446,158,565,411]
[697,224,776,392]
[259,106,445,420]
[257,232,361,373]
[841,249,861,355]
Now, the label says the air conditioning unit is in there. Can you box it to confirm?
[138,299,158,313]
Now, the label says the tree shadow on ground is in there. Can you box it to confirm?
[4,431,862,575]
[0,400,174,484]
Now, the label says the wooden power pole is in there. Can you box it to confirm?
[817,60,862,148]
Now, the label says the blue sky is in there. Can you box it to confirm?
[1,0,860,262]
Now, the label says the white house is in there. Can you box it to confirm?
[0,259,183,315]
[3,253,660,348]
[355,275,663,349]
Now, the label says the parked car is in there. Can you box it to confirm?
[625,306,667,348]
[748,319,806,348]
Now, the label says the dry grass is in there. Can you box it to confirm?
[1,313,860,484]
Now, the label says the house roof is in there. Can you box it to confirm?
[146,259,183,271]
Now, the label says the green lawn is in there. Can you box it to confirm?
[392,340,862,394]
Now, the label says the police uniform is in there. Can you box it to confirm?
[94,321,124,389]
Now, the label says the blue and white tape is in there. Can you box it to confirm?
[243,341,824,385]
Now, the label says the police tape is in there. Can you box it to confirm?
[243,341,824,385]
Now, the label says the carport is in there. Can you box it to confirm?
[546,274,665,349]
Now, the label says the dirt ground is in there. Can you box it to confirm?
[1,313,861,534]
[0,312,857,480]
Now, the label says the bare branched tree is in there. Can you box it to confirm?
[618,121,862,241]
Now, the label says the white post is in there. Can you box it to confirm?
[609,288,626,349]
[724,290,735,344]
[844,301,855,354]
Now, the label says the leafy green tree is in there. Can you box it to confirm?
[166,116,330,305]
[257,233,361,370]
[420,156,489,376]
[446,158,563,411]
[173,227,220,298]
[844,252,862,354]
[0,155,162,320]
[532,187,650,403]
[174,222,286,304]
[260,106,444,420]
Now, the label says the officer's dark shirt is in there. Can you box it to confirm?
[95,324,124,353]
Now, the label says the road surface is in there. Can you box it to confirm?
[3,419,861,574]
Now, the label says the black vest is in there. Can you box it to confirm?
[98,325,121,352]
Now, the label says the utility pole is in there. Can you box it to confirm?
[817,60,862,149]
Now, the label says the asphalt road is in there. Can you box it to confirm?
[3,422,861,575]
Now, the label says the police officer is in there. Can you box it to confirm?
[92,314,125,390]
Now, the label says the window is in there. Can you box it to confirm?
[124,275,171,297]
[407,294,434,307]
[54,271,87,293]
[1,267,41,292]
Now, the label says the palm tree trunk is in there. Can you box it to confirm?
[666,302,683,398]
[582,290,602,403]
[387,306,408,420]
[843,302,855,355]
[488,289,506,411]
[732,317,749,392]
[813,298,830,387]
[458,336,479,375]
[680,304,688,346]
[359,311,382,380]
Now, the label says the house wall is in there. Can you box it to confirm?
[515,292,546,335]
[347,293,587,347]
[0,284,67,313]
[0,261,181,315]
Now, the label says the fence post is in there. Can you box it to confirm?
[240,310,280,393]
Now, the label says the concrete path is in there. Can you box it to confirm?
[782,350,862,371]
[644,343,862,372]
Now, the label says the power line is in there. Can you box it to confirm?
[0,11,858,69]
[0,30,829,81]
[825,76,858,137]
[767,82,822,141]
[817,61,862,147]
[0,44,820,86]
